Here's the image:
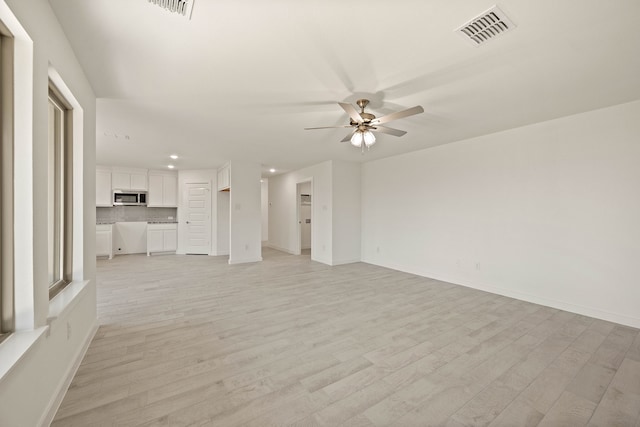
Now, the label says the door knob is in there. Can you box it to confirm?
[186,221,190,224]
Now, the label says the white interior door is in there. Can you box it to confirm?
[185,183,211,254]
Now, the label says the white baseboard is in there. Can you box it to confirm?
[330,258,361,266]
[264,243,296,255]
[228,256,263,265]
[40,320,98,427]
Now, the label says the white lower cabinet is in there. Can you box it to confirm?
[147,223,177,256]
[96,224,113,259]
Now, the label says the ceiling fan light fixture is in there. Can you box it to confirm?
[350,131,363,148]
[363,130,376,147]
[351,129,376,148]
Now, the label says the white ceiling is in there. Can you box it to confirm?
[49,0,640,175]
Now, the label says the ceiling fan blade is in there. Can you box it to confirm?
[304,125,353,130]
[340,129,356,142]
[371,105,424,125]
[338,102,364,124]
[371,125,407,137]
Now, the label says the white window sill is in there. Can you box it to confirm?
[0,280,90,382]
[48,280,90,323]
[0,327,48,382]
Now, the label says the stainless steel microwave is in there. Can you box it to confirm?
[113,190,147,206]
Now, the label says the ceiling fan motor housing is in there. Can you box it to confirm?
[352,100,376,125]
[351,112,375,125]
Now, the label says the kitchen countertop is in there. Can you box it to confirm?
[147,221,178,224]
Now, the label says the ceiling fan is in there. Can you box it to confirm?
[305,99,424,152]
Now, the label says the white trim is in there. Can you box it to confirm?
[330,258,361,266]
[1,0,35,332]
[228,256,263,265]
[39,320,98,427]
[264,243,296,255]
[48,64,85,283]
[47,280,90,322]
[0,327,48,381]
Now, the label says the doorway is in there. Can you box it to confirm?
[296,180,312,257]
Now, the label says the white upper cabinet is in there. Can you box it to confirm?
[112,168,148,191]
[148,171,178,207]
[217,164,230,191]
[111,172,130,190]
[130,173,147,191]
[163,174,177,206]
[96,168,112,207]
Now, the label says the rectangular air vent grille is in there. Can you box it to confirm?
[148,0,194,19]
[456,5,515,46]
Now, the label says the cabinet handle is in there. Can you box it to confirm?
[186,221,190,224]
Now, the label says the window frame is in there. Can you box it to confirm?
[0,17,14,343]
[47,85,73,301]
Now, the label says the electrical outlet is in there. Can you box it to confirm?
[67,322,72,340]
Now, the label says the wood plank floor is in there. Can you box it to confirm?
[53,248,640,426]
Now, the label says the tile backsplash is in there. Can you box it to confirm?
[97,206,177,223]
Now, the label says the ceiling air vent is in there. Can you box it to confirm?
[148,0,195,19]
[455,5,515,46]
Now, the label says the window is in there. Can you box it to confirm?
[0,19,13,342]
[47,87,73,300]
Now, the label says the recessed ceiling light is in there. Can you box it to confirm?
[269,168,276,173]
[168,165,175,169]
[170,154,178,160]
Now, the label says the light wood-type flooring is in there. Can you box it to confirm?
[53,248,640,426]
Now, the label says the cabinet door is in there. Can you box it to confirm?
[147,229,164,253]
[217,165,230,190]
[96,170,112,206]
[163,229,177,251]
[147,174,164,207]
[163,175,178,207]
[217,169,224,191]
[111,172,130,190]
[96,230,111,256]
[130,173,147,191]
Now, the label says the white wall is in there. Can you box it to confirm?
[261,179,268,242]
[332,161,361,265]
[268,161,332,264]
[177,169,217,255]
[0,0,97,425]
[228,161,262,264]
[217,190,230,256]
[362,100,640,328]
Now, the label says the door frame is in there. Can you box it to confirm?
[295,178,312,256]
